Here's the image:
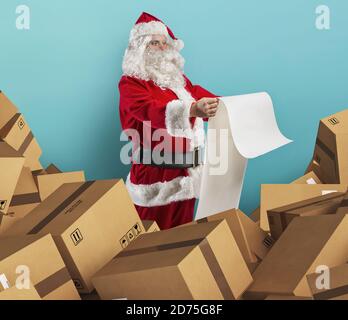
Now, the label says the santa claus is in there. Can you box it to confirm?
[119,12,219,230]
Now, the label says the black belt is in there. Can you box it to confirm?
[134,146,204,169]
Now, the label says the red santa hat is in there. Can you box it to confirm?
[129,12,184,51]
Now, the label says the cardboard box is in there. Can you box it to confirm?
[45,164,62,174]
[306,109,348,184]
[142,220,160,233]
[20,136,42,171]
[2,179,145,294]
[178,209,274,268]
[291,171,322,184]
[0,142,25,215]
[334,191,348,215]
[306,264,348,300]
[0,282,42,300]
[0,281,41,300]
[254,171,322,231]
[0,113,42,171]
[260,184,348,232]
[268,191,345,240]
[34,170,85,201]
[0,167,41,234]
[0,234,80,300]
[244,214,348,299]
[92,220,253,300]
[249,207,260,223]
[0,91,18,130]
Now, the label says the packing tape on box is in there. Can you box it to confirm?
[196,92,292,220]
[117,237,234,299]
[34,267,72,298]
[27,181,95,234]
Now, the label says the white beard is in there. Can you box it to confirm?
[144,47,186,89]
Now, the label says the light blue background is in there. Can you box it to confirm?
[1,1,347,216]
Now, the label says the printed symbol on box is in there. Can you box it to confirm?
[0,200,7,211]
[120,236,128,249]
[70,228,83,246]
[127,229,135,242]
[328,117,339,125]
[263,236,275,248]
[73,279,83,289]
[17,118,25,130]
[0,274,10,290]
[132,223,142,236]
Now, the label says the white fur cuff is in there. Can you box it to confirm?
[165,99,193,139]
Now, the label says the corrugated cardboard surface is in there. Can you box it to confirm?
[0,167,41,234]
[142,220,160,233]
[307,263,348,300]
[268,192,345,240]
[35,171,85,201]
[0,92,18,130]
[0,142,25,215]
[2,179,145,294]
[0,282,41,300]
[252,171,320,230]
[245,214,348,299]
[308,110,348,184]
[92,220,252,300]
[0,234,80,300]
[260,184,347,232]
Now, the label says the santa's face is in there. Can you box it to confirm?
[147,35,169,51]
[144,34,185,89]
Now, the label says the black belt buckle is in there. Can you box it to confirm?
[193,147,200,168]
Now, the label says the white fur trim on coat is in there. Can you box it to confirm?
[125,164,203,207]
[168,87,205,151]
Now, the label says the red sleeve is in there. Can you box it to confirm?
[119,76,167,129]
[184,75,220,99]
[184,75,220,122]
[119,76,193,137]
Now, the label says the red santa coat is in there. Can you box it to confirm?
[119,74,218,229]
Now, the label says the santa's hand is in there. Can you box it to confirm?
[190,98,219,118]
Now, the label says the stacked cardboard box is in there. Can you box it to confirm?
[0,166,41,234]
[267,191,345,240]
[92,220,253,300]
[253,171,321,230]
[33,165,85,201]
[244,214,348,299]
[0,234,80,299]
[176,208,274,273]
[306,109,348,184]
[0,92,42,171]
[2,179,145,294]
[0,141,25,215]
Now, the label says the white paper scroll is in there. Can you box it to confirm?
[195,92,293,220]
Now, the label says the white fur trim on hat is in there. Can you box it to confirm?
[125,164,203,207]
[130,21,169,43]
